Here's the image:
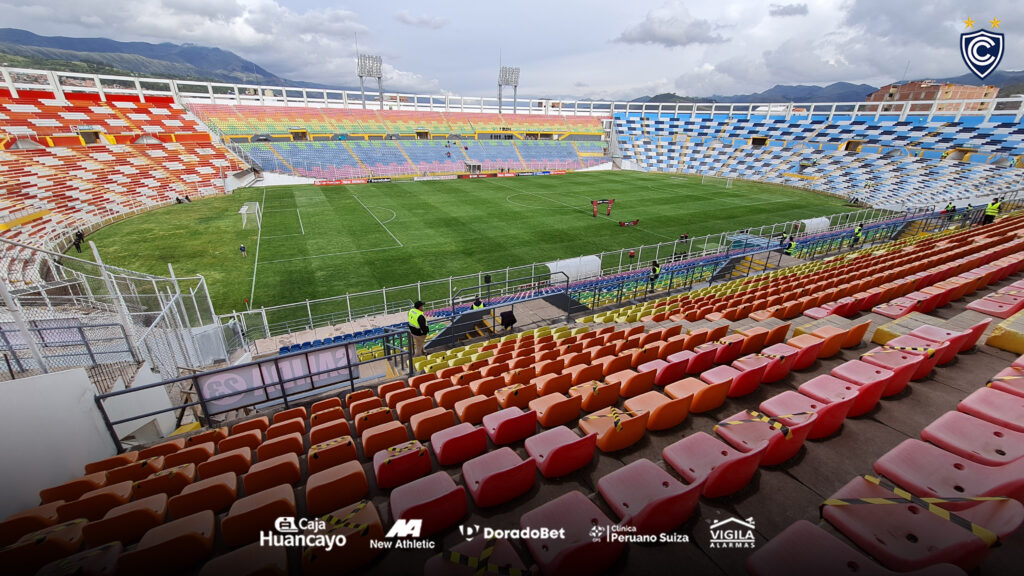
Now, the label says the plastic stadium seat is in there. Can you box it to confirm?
[454,394,500,425]
[597,458,700,535]
[218,429,262,454]
[761,389,854,440]
[529,392,583,428]
[265,418,306,441]
[423,537,528,576]
[306,461,369,517]
[0,517,87,575]
[822,476,1024,572]
[525,426,597,478]
[874,439,1024,502]
[344,389,375,409]
[908,325,969,365]
[272,407,307,425]
[421,378,455,397]
[117,510,215,576]
[384,387,419,409]
[959,318,993,353]
[883,335,947,380]
[494,383,539,410]
[809,325,848,358]
[163,442,216,468]
[198,542,289,576]
[858,345,923,396]
[300,500,385,576]
[921,411,1024,466]
[713,334,746,364]
[568,380,621,411]
[85,451,139,475]
[737,326,770,356]
[959,387,1024,433]
[309,406,346,428]
[0,501,62,548]
[664,377,729,413]
[987,366,1024,398]
[606,368,656,398]
[139,438,185,459]
[373,440,432,489]
[410,406,456,442]
[349,396,384,420]
[519,491,625,576]
[232,417,269,435]
[307,435,358,475]
[681,345,717,374]
[786,334,825,370]
[593,353,632,377]
[483,407,537,445]
[532,372,573,396]
[376,380,407,399]
[470,376,506,397]
[243,453,301,495]
[829,359,895,415]
[83,493,167,547]
[168,472,237,519]
[309,417,353,445]
[39,472,107,504]
[396,396,435,423]
[564,363,604,387]
[105,456,165,484]
[430,423,487,466]
[638,356,689,386]
[746,520,967,576]
[35,542,123,576]
[389,472,467,537]
[134,463,196,499]
[710,362,768,398]
[311,397,343,414]
[361,421,411,459]
[714,409,816,466]
[256,432,304,461]
[624,390,691,431]
[435,385,473,410]
[579,407,649,452]
[462,447,536,507]
[221,484,297,548]
[57,481,133,522]
[662,432,766,498]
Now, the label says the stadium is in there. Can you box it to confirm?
[2,17,1024,576]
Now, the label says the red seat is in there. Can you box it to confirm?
[858,346,921,396]
[662,431,766,498]
[597,458,700,535]
[462,447,536,507]
[664,377,729,413]
[755,343,799,383]
[430,423,487,466]
[786,334,824,370]
[922,411,1024,466]
[529,392,582,428]
[389,472,467,537]
[714,409,817,466]
[674,345,716,374]
[604,369,655,398]
[713,334,746,364]
[423,538,527,576]
[830,360,895,416]
[568,380,620,411]
[760,389,853,440]
[701,364,765,398]
[242,453,301,495]
[221,484,296,548]
[637,357,689,386]
[518,491,625,576]
[822,476,1024,572]
[746,520,967,576]
[524,426,597,478]
[372,440,432,489]
[908,325,969,365]
[883,335,948,380]
[958,387,1024,433]
[482,407,537,445]
[874,439,1024,503]
[361,420,410,459]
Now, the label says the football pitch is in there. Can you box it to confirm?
[75,171,857,314]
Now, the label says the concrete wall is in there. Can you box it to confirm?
[104,362,176,442]
[0,368,114,518]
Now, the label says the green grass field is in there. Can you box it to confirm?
[72,171,856,315]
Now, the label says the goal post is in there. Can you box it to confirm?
[239,201,262,230]
[700,174,733,188]
[592,199,615,217]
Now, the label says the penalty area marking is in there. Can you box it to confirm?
[261,244,403,265]
[352,194,403,247]
[248,187,267,307]
[296,208,305,235]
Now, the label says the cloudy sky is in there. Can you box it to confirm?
[1,0,1021,99]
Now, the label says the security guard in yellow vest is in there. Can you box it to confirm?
[984,198,1001,225]
[649,261,661,288]
[408,300,428,356]
[851,224,863,246]
[784,237,796,256]
[472,298,484,310]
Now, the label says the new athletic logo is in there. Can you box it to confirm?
[960,17,1004,79]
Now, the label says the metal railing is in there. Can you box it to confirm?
[0,322,138,378]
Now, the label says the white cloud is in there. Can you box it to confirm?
[617,1,728,47]
[393,10,447,30]
[768,3,807,17]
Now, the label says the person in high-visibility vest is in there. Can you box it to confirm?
[471,298,484,310]
[784,238,796,256]
[984,198,1001,225]
[851,224,864,247]
[408,300,429,356]
[649,260,661,289]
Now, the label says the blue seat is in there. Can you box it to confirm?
[279,346,290,355]
[312,339,323,347]
[289,344,301,352]
[300,342,312,350]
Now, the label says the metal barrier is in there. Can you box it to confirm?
[94,327,412,452]
[0,322,138,377]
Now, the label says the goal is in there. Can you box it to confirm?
[239,201,262,230]
[700,174,733,188]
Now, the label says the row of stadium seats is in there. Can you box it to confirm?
[189,103,605,137]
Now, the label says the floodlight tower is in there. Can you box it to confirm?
[498,66,520,114]
[358,54,384,110]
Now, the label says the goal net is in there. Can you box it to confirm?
[700,174,733,188]
[239,202,262,230]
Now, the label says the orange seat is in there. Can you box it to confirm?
[384,386,420,409]
[39,472,106,504]
[309,406,346,428]
[84,452,139,475]
[470,376,506,396]
[529,392,583,428]
[197,542,288,576]
[134,463,196,499]
[163,442,215,468]
[118,510,215,576]
[495,382,539,409]
[344,389,375,409]
[534,358,564,377]
[376,380,407,399]
[410,407,456,442]
[809,325,847,358]
[196,447,251,480]
[624,391,691,431]
[221,484,296,548]
[256,432,304,461]
[83,493,167,547]
[568,380,621,411]
[231,417,269,436]
[605,369,655,398]
[309,418,352,446]
[504,366,536,387]
[578,407,650,452]
[243,453,301,495]
[354,406,395,436]
[265,418,306,441]
[307,435,358,475]
[272,407,307,424]
[451,368,482,387]
[435,385,473,410]
[218,430,262,454]
[311,397,343,414]
[664,377,729,413]
[168,472,237,519]
[305,461,369,516]
[361,420,410,459]
[0,518,87,575]
[787,334,825,370]
[348,396,384,419]
[300,500,385,576]
[105,456,165,484]
[0,501,62,548]
[57,481,133,522]
[140,438,186,459]
[531,372,572,396]
[454,394,500,425]
[737,327,770,356]
[564,363,603,386]
[396,396,434,423]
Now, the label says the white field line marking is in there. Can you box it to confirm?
[248,187,267,306]
[261,244,403,264]
[262,233,304,239]
[489,178,676,241]
[296,208,305,235]
[352,194,403,247]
